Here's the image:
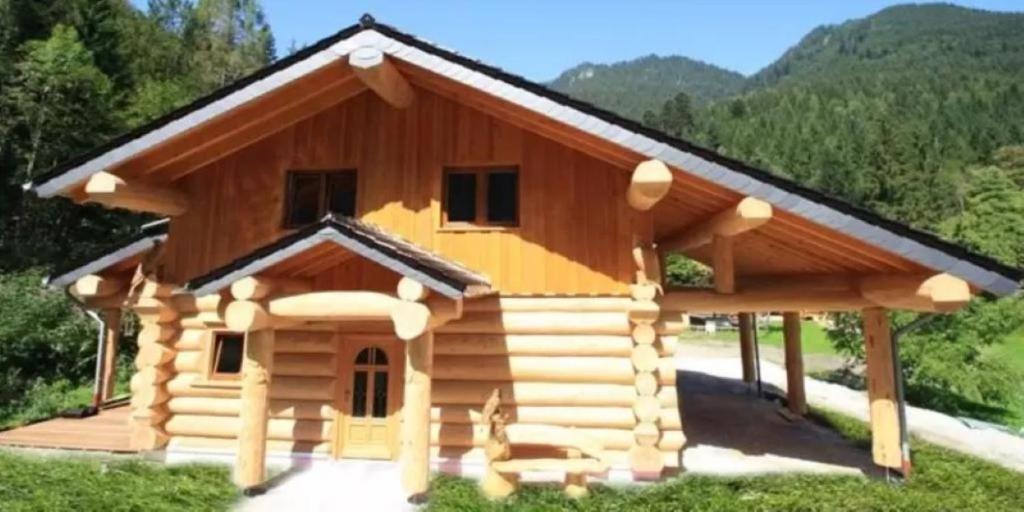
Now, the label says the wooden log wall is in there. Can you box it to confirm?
[128,281,178,450]
[428,298,685,475]
[158,299,340,456]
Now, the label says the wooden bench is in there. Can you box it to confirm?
[479,389,610,499]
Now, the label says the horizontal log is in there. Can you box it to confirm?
[173,330,204,351]
[165,373,335,400]
[85,171,189,216]
[168,435,331,455]
[276,331,338,353]
[660,288,875,313]
[432,406,638,429]
[627,159,673,211]
[74,275,126,298]
[432,381,677,408]
[433,355,635,384]
[273,353,337,377]
[165,415,331,442]
[231,276,311,301]
[463,296,632,313]
[269,291,399,321]
[173,351,203,373]
[659,197,773,253]
[166,397,334,420]
[860,273,971,313]
[434,334,634,357]
[440,312,631,335]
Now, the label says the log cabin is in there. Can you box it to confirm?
[25,14,1023,498]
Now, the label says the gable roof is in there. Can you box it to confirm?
[46,219,168,289]
[25,14,1022,296]
[185,215,492,299]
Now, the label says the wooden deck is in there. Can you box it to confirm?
[0,404,136,453]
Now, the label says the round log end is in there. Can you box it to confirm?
[398,277,431,302]
[225,300,271,332]
[391,301,431,341]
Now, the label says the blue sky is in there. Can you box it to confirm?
[133,1,1022,80]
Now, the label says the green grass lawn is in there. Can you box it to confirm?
[680,320,838,355]
[0,451,238,511]
[428,409,1024,511]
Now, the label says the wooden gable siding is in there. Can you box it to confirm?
[162,88,645,294]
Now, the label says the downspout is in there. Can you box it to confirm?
[890,312,938,480]
[64,286,107,410]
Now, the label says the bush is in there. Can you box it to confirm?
[0,269,96,413]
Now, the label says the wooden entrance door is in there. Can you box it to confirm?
[336,338,402,459]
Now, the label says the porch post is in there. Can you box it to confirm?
[738,312,755,384]
[100,308,122,402]
[400,331,434,499]
[236,328,275,489]
[782,312,806,416]
[862,308,902,470]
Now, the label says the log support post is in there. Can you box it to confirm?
[782,312,806,416]
[862,308,902,471]
[738,312,755,384]
[235,328,275,489]
[128,282,178,451]
[628,244,667,479]
[100,308,122,402]
[400,331,434,499]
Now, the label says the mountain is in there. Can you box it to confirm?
[747,3,1024,89]
[547,55,745,121]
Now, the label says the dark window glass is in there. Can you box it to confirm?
[445,173,477,222]
[213,334,244,375]
[373,348,387,365]
[487,172,518,223]
[355,348,371,365]
[352,371,368,418]
[327,171,357,217]
[372,371,388,418]
[286,173,322,226]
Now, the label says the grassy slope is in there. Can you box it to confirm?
[428,409,1024,511]
[0,451,237,511]
[681,320,837,355]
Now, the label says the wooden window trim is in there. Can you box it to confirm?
[440,166,520,230]
[282,169,358,229]
[194,331,247,389]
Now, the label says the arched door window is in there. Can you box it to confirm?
[351,347,389,418]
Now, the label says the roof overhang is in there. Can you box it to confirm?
[46,220,168,289]
[25,16,1022,296]
[186,215,492,299]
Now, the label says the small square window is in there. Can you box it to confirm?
[442,167,518,227]
[284,170,357,227]
[211,333,245,378]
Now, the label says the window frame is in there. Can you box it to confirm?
[205,331,247,382]
[282,169,358,228]
[441,166,520,230]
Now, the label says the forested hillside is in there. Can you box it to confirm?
[639,4,1024,426]
[548,55,745,121]
[0,0,274,425]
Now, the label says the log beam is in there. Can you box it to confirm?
[349,46,414,109]
[626,159,672,211]
[230,276,310,301]
[659,197,772,253]
[860,273,970,313]
[74,274,126,298]
[235,329,275,489]
[400,332,433,498]
[783,312,806,416]
[711,236,735,294]
[84,171,189,216]
[862,308,902,470]
[100,309,122,402]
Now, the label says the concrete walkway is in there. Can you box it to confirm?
[238,459,413,512]
[677,342,1024,473]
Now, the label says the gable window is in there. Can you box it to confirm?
[442,167,519,227]
[210,333,245,379]
[284,170,357,227]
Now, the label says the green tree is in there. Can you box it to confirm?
[187,0,274,91]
